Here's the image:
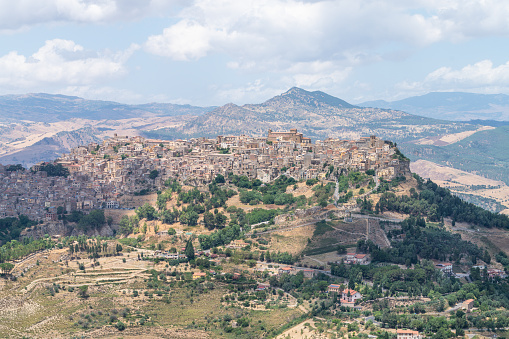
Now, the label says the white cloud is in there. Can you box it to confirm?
[145,19,220,61]
[0,39,139,91]
[433,0,509,40]
[145,0,442,64]
[0,0,180,31]
[143,0,448,99]
[395,59,509,97]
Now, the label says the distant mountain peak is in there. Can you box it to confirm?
[283,87,310,95]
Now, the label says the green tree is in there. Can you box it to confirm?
[118,215,133,235]
[214,174,225,184]
[78,285,89,298]
[0,262,14,275]
[136,203,157,221]
[214,212,227,229]
[149,170,159,180]
[185,239,195,260]
[115,321,126,331]
[203,211,215,230]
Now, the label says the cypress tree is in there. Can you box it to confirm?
[185,239,195,260]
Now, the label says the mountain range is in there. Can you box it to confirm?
[0,93,214,123]
[147,87,475,143]
[360,92,509,121]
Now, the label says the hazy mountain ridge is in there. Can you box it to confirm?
[360,92,509,121]
[0,93,214,123]
[0,127,102,165]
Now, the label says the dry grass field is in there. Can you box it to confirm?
[268,225,315,255]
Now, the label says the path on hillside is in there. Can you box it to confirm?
[329,223,367,238]
[361,175,380,198]
[352,214,403,223]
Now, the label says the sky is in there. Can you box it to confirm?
[1,0,509,106]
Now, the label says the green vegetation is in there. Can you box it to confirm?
[5,164,24,172]
[136,203,157,221]
[118,215,140,235]
[377,175,509,228]
[216,147,230,154]
[198,224,242,250]
[313,220,334,236]
[62,210,106,232]
[312,182,336,206]
[0,262,14,275]
[453,192,507,213]
[33,163,69,177]
[149,169,159,180]
[245,208,280,225]
[405,125,509,185]
[361,216,490,265]
[0,215,38,244]
[0,236,54,263]
[232,174,297,207]
[302,220,345,256]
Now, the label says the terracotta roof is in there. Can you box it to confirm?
[397,329,419,335]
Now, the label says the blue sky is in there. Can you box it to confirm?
[1,0,509,106]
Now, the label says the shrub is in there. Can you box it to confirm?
[115,321,126,331]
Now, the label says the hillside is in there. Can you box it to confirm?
[404,125,509,185]
[148,87,477,143]
[360,92,509,121]
[1,166,509,338]
[0,127,103,165]
[0,93,214,123]
[2,88,508,211]
[411,159,509,214]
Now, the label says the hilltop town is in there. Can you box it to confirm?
[2,128,509,339]
[0,129,408,222]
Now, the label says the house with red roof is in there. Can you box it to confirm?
[397,329,422,339]
[340,288,362,307]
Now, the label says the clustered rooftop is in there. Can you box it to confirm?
[0,129,408,221]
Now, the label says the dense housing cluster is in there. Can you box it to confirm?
[0,130,408,222]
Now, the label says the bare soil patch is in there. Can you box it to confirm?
[269,225,315,255]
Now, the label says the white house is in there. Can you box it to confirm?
[340,288,362,307]
[397,329,421,339]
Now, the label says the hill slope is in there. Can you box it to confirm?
[360,92,509,121]
[0,93,214,123]
[405,125,509,185]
